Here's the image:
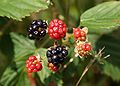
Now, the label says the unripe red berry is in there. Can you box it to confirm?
[63,27,67,33]
[28,61,33,65]
[80,30,86,37]
[53,33,60,38]
[53,27,59,33]
[85,44,91,51]
[36,63,42,69]
[81,36,86,41]
[58,20,64,25]
[53,19,59,23]
[26,56,43,73]
[54,23,59,27]
[26,63,29,68]
[82,44,86,50]
[29,56,37,61]
[49,67,53,70]
[73,28,80,33]
[49,34,54,39]
[27,68,32,73]
[33,68,37,72]
[52,66,58,72]
[63,24,66,28]
[56,38,61,40]
[58,28,63,34]
[48,29,54,33]
[60,34,65,38]
[26,60,30,64]
[48,19,67,40]
[75,43,91,57]
[49,23,54,28]
[30,64,36,70]
[73,28,86,41]
[38,66,42,71]
[74,31,81,38]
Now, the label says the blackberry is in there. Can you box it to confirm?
[52,61,58,66]
[27,19,48,40]
[28,33,35,39]
[36,19,43,26]
[46,46,68,72]
[62,50,68,56]
[56,46,63,53]
[32,25,38,30]
[48,57,53,63]
[40,30,46,37]
[58,53,63,58]
[46,50,52,57]
[58,57,64,63]
[31,20,37,25]
[42,22,47,29]
[51,49,57,55]
[52,55,58,60]
[33,30,40,37]
[27,26,33,32]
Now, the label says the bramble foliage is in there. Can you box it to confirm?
[0,0,120,86]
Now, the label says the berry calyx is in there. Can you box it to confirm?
[48,19,67,40]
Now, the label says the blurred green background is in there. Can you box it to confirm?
[0,0,120,86]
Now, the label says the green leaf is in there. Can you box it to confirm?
[0,32,36,80]
[0,52,10,80]
[80,1,120,30]
[88,26,119,34]
[35,48,51,85]
[49,72,63,86]
[99,59,120,81]
[96,35,120,81]
[0,0,49,21]
[0,61,31,86]
[10,32,36,58]
[36,48,63,86]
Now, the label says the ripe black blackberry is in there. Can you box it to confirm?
[27,19,47,40]
[46,46,68,72]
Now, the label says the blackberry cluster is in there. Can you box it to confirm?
[27,19,47,40]
[46,46,68,72]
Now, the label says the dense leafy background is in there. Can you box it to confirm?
[0,0,120,86]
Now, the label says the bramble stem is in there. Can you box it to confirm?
[60,56,77,72]
[76,47,106,86]
[0,20,12,35]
